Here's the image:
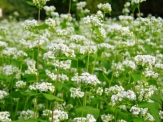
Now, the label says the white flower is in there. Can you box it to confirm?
[19,110,37,120]
[22,19,38,30]
[130,105,140,116]
[96,87,103,96]
[159,110,163,119]
[70,87,84,98]
[101,114,114,122]
[15,80,26,89]
[144,113,155,121]
[0,90,8,99]
[97,3,112,13]
[0,111,11,122]
[45,18,56,27]
[33,0,49,9]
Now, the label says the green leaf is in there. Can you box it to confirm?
[42,93,64,101]
[131,73,141,81]
[133,118,145,122]
[12,119,38,122]
[26,1,35,6]
[75,106,100,119]
[90,98,101,105]
[33,23,49,30]
[10,91,23,98]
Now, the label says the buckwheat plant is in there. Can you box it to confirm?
[1,0,163,122]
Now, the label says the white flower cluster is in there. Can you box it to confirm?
[18,109,37,120]
[49,110,68,122]
[47,43,75,57]
[70,34,86,43]
[136,85,156,101]
[130,105,154,121]
[15,80,26,89]
[33,0,49,9]
[45,18,56,27]
[13,50,28,59]
[130,0,146,4]
[24,58,37,75]
[0,26,7,35]
[44,6,56,16]
[71,72,101,86]
[142,68,158,79]
[117,119,127,122]
[83,15,102,27]
[0,41,7,48]
[73,114,96,122]
[105,85,124,95]
[70,87,84,98]
[97,43,114,50]
[0,90,8,99]
[122,59,137,70]
[101,114,114,122]
[76,1,86,10]
[29,82,55,92]
[159,110,163,119]
[2,65,19,76]
[134,55,156,67]
[111,90,136,105]
[97,3,112,14]
[46,70,69,82]
[96,87,103,96]
[52,60,71,70]
[2,47,17,57]
[0,111,11,122]
[22,19,38,30]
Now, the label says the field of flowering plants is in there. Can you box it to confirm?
[1,0,163,122]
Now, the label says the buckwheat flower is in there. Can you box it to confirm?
[80,72,101,86]
[0,26,7,35]
[22,19,38,30]
[70,87,84,98]
[97,43,114,50]
[159,110,163,119]
[0,41,7,48]
[42,109,52,117]
[38,103,45,110]
[122,59,137,70]
[105,85,124,95]
[0,90,8,99]
[118,105,127,111]
[29,82,55,92]
[101,114,114,122]
[24,58,37,75]
[125,90,136,100]
[13,50,27,59]
[130,105,140,116]
[70,34,86,43]
[140,108,148,116]
[19,110,37,120]
[45,18,56,27]
[52,60,72,70]
[111,92,124,105]
[73,117,87,122]
[0,111,11,122]
[44,5,56,15]
[144,113,155,122]
[33,0,49,9]
[142,69,158,79]
[2,47,17,57]
[97,10,104,19]
[96,87,103,96]
[49,110,68,122]
[155,63,163,69]
[2,65,19,76]
[130,0,146,5]
[47,43,75,57]
[77,1,86,10]
[83,15,102,27]
[86,114,96,122]
[134,55,156,66]
[117,119,127,122]
[97,3,112,14]
[15,80,26,89]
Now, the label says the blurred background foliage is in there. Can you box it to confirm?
[0,0,163,20]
